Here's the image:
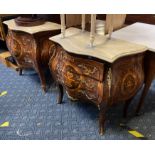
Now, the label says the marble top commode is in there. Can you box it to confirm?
[4,19,61,34]
[50,27,147,63]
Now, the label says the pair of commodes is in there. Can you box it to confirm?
[4,14,155,135]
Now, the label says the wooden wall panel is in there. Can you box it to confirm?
[105,14,126,34]
[66,14,90,27]
[126,14,155,24]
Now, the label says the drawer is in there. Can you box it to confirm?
[59,48,104,82]
[64,76,104,105]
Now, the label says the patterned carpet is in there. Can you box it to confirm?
[0,63,155,140]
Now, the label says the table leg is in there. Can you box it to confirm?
[57,84,63,104]
[136,52,155,115]
[37,65,47,92]
[136,75,154,115]
[34,39,47,92]
[123,97,133,118]
[99,103,108,135]
[19,68,22,76]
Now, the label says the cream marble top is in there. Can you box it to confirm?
[3,19,61,34]
[50,27,147,63]
[112,22,155,52]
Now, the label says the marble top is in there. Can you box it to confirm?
[3,19,61,34]
[112,22,155,52]
[50,27,147,63]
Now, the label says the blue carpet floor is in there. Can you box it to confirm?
[0,63,155,140]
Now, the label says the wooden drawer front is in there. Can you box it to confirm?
[59,48,104,82]
[60,64,103,104]
[65,80,103,105]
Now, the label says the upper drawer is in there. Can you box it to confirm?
[60,49,104,82]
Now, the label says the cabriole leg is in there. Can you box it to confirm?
[19,68,22,76]
[99,104,108,135]
[57,84,63,104]
[123,98,133,118]
[136,80,152,115]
